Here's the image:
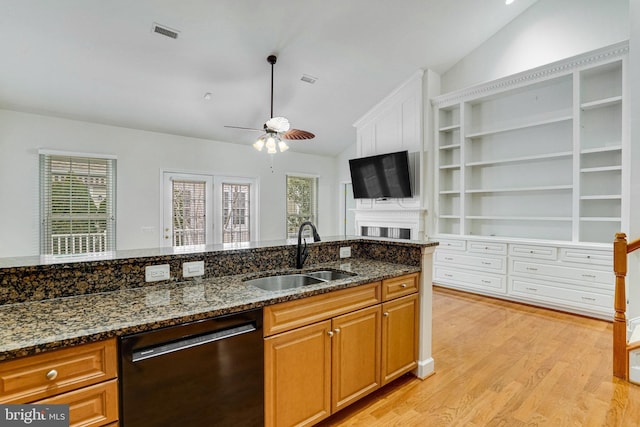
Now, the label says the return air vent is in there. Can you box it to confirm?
[152,23,179,39]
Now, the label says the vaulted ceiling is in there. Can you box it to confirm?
[0,0,538,156]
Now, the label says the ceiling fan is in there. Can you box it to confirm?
[225,55,315,153]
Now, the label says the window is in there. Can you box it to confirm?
[163,173,256,247]
[40,152,116,255]
[222,183,251,243]
[171,179,207,246]
[286,175,318,239]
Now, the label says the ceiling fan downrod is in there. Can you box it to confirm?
[267,55,277,119]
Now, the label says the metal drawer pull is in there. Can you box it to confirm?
[582,274,596,279]
[481,280,491,284]
[400,283,407,288]
[481,261,491,265]
[444,257,453,261]
[444,273,453,278]
[383,312,389,317]
[334,328,341,334]
[526,267,538,271]
[525,287,538,292]
[581,296,596,301]
[46,369,58,381]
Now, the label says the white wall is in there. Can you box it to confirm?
[0,109,338,257]
[442,0,630,93]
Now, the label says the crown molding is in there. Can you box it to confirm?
[432,41,628,108]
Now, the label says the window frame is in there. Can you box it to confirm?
[285,173,319,239]
[39,149,117,256]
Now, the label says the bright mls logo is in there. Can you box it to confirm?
[0,405,69,426]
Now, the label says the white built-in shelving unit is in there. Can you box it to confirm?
[431,42,628,319]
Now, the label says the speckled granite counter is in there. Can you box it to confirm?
[0,259,421,361]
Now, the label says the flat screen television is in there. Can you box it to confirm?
[349,150,413,199]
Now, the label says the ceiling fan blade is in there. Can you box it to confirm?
[282,129,315,140]
[224,125,263,132]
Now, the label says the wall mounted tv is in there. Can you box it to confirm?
[349,150,413,199]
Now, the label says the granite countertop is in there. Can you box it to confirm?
[0,259,421,361]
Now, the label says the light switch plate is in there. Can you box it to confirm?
[145,264,170,282]
[339,246,351,258]
[183,261,205,278]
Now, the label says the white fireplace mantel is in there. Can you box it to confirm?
[353,207,427,240]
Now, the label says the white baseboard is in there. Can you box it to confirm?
[414,357,435,379]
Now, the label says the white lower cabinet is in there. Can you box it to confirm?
[434,240,507,296]
[434,238,614,319]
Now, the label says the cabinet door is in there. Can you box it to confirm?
[331,305,381,412]
[264,320,331,427]
[381,294,419,385]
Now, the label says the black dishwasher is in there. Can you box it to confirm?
[119,308,263,426]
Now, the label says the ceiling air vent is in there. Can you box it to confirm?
[152,23,179,39]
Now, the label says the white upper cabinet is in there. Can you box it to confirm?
[432,41,628,245]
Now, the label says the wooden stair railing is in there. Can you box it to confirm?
[613,232,640,380]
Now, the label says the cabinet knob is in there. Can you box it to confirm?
[46,369,58,381]
[327,330,334,337]
[334,328,341,334]
[401,283,407,288]
[383,312,389,317]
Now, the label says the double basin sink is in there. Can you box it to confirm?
[244,269,356,292]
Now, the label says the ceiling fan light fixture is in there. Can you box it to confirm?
[265,135,277,153]
[278,140,289,152]
[253,136,265,151]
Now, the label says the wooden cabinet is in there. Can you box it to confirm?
[264,321,332,427]
[264,274,419,427]
[381,293,419,385]
[0,338,118,427]
[331,305,381,412]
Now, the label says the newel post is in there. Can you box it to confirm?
[613,232,628,379]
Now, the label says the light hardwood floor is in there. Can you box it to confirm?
[317,286,640,426]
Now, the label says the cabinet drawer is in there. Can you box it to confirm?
[435,251,506,274]
[510,278,613,310]
[511,260,613,287]
[468,241,507,256]
[263,282,381,336]
[37,379,119,427]
[560,248,613,267]
[434,266,506,293]
[0,339,117,404]
[382,273,419,301]
[509,244,557,260]
[436,239,466,251]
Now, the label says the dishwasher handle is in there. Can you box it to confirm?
[132,323,257,362]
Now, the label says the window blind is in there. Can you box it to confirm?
[172,179,206,246]
[286,175,318,239]
[222,183,251,243]
[40,153,116,255]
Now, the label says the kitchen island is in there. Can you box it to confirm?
[0,236,437,426]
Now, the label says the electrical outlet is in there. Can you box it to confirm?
[145,264,170,282]
[183,261,205,278]
[339,246,351,258]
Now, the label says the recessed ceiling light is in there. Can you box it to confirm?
[203,93,212,100]
[505,0,515,4]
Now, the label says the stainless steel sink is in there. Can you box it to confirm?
[244,270,356,291]
[244,274,325,291]
[305,270,355,281]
